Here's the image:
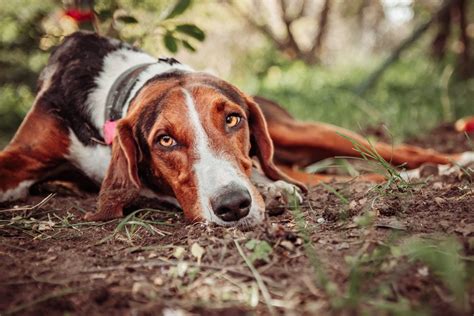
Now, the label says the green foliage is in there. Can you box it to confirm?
[0,0,205,148]
[164,32,178,53]
[99,208,174,244]
[245,239,272,263]
[175,24,205,41]
[115,15,139,24]
[401,237,467,310]
[289,191,471,314]
[245,54,474,142]
[95,0,205,53]
[163,0,192,20]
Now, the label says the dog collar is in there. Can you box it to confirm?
[103,63,152,144]
[103,58,183,145]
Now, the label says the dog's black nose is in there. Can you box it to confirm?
[211,185,251,222]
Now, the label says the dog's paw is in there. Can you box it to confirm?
[456,151,474,166]
[400,152,474,181]
[256,180,303,216]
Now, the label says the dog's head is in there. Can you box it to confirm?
[103,71,302,226]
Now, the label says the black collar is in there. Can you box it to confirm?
[105,63,153,121]
[104,57,183,122]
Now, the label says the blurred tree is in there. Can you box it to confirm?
[357,0,472,95]
[224,0,332,65]
[431,0,471,78]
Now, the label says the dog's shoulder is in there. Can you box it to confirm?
[38,31,136,145]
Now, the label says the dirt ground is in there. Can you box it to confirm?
[0,125,473,316]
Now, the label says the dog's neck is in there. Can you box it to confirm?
[102,57,187,144]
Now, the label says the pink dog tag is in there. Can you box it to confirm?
[103,120,117,145]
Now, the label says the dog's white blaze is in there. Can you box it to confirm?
[67,130,111,183]
[0,180,34,202]
[182,89,262,225]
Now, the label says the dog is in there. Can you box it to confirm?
[0,31,472,227]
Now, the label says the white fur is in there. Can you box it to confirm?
[76,47,194,182]
[399,169,421,181]
[86,48,157,132]
[400,151,474,181]
[0,65,58,203]
[86,48,192,133]
[251,170,303,203]
[457,152,474,166]
[67,130,111,183]
[182,89,263,226]
[122,62,193,116]
[0,180,34,202]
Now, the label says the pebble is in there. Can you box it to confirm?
[280,240,295,251]
[317,217,325,224]
[434,197,445,205]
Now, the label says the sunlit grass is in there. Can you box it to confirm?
[251,55,474,142]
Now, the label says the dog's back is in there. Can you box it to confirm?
[38,32,137,145]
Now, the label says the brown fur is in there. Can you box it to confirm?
[1,69,463,224]
[85,76,302,222]
[0,103,69,192]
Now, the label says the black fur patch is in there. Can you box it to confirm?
[40,31,137,145]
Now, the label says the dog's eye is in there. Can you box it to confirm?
[157,135,176,148]
[225,113,241,128]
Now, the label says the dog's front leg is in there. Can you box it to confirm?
[85,184,139,221]
[251,168,303,215]
[85,120,142,221]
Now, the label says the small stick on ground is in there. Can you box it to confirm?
[234,240,277,316]
[0,193,56,213]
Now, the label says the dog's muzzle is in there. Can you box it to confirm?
[210,183,252,222]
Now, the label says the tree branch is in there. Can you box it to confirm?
[224,0,288,51]
[356,0,458,95]
[305,0,331,64]
[278,0,301,58]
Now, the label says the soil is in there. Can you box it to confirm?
[0,124,473,315]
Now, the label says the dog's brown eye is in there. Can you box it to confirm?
[158,135,176,148]
[226,114,241,128]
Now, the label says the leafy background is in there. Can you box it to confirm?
[0,0,473,147]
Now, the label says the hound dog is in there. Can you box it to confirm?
[0,31,472,227]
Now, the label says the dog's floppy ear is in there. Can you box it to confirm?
[106,119,142,189]
[85,120,142,221]
[246,96,307,192]
[116,121,142,188]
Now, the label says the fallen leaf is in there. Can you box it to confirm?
[191,242,205,264]
[90,273,107,279]
[280,240,295,251]
[245,239,272,262]
[349,200,358,210]
[335,242,349,250]
[153,276,163,286]
[176,261,188,277]
[417,266,429,277]
[148,252,158,259]
[173,246,185,259]
[37,220,55,231]
[434,197,445,205]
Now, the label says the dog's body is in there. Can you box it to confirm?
[0,31,472,226]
